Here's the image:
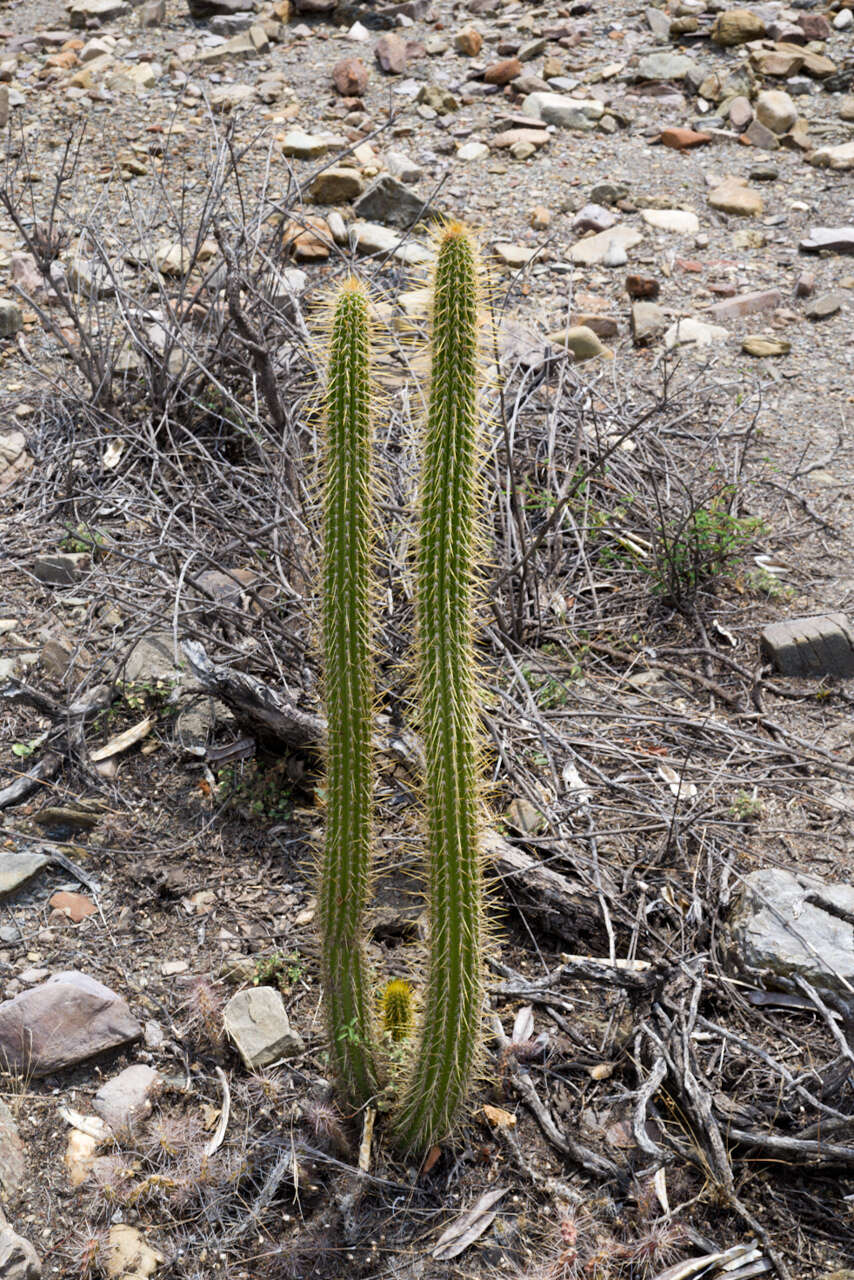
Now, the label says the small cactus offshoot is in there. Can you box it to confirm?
[381,980,414,1043]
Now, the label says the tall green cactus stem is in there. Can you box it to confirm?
[396,224,484,1151]
[319,280,378,1105]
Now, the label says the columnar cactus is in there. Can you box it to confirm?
[395,223,485,1151]
[318,280,379,1106]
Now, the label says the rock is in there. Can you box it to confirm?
[626,274,660,300]
[742,335,789,356]
[68,0,130,27]
[187,0,258,14]
[281,130,330,159]
[33,552,90,586]
[529,206,551,231]
[548,325,610,362]
[635,51,698,81]
[729,869,854,998]
[492,127,549,151]
[641,208,699,234]
[573,205,617,233]
[457,141,488,161]
[800,227,854,254]
[631,301,667,344]
[48,891,97,923]
[484,57,521,85]
[660,127,711,151]
[0,971,141,1076]
[309,167,364,203]
[728,97,753,130]
[416,85,459,113]
[0,1226,40,1280]
[521,92,604,129]
[105,1225,162,1280]
[224,986,304,1069]
[755,89,796,135]
[712,9,766,46]
[494,244,537,269]
[0,301,23,339]
[0,87,7,132]
[0,1099,26,1203]
[154,241,189,277]
[0,853,50,901]
[332,57,369,96]
[350,221,428,263]
[708,177,763,217]
[664,317,729,349]
[569,225,643,266]
[209,82,255,110]
[743,120,779,150]
[454,26,482,57]
[840,96,854,123]
[93,1065,161,1133]
[353,175,436,229]
[805,292,844,321]
[708,288,782,322]
[809,142,854,172]
[505,798,545,836]
[384,150,422,182]
[137,0,165,26]
[761,613,854,678]
[795,272,815,298]
[374,33,408,73]
[835,9,854,30]
[122,632,181,683]
[798,12,832,40]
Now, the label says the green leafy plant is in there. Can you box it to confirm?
[318,279,380,1107]
[394,223,485,1152]
[649,486,764,607]
[216,758,293,822]
[252,951,304,991]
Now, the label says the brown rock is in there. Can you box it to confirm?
[708,177,763,217]
[284,216,331,261]
[708,288,782,322]
[374,33,408,74]
[308,167,364,203]
[529,205,551,230]
[0,1099,26,1203]
[0,971,141,1076]
[483,57,521,85]
[625,274,660,300]
[750,49,803,78]
[492,127,549,150]
[660,127,712,151]
[712,9,766,46]
[454,26,483,56]
[795,272,815,298]
[48,890,97,923]
[743,119,779,150]
[728,97,753,131]
[797,13,831,41]
[332,57,369,97]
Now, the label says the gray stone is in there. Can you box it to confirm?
[0,1100,26,1203]
[122,632,181,683]
[568,225,643,266]
[224,987,304,1069]
[631,301,667,345]
[805,292,844,321]
[800,227,854,254]
[521,92,604,129]
[0,854,50,901]
[572,204,618,234]
[187,0,257,14]
[808,142,854,172]
[0,301,23,339]
[93,1064,161,1133]
[137,0,165,25]
[755,89,796,135]
[708,288,782,322]
[0,1226,40,1280]
[353,175,437,229]
[33,553,90,586]
[0,971,141,1076]
[729,869,854,998]
[0,87,8,131]
[635,52,698,82]
[744,119,779,150]
[209,11,255,32]
[728,96,753,130]
[761,613,854,679]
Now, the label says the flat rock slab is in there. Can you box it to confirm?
[761,613,854,679]
[0,971,141,1077]
[800,227,854,254]
[729,869,854,998]
[569,225,643,266]
[224,986,304,1069]
[0,1226,40,1280]
[0,853,50,901]
[0,1098,26,1203]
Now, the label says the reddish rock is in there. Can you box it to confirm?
[676,259,704,273]
[708,288,782,322]
[660,127,712,151]
[795,272,815,299]
[332,57,369,97]
[797,13,832,41]
[454,26,483,56]
[374,33,408,75]
[49,890,97,923]
[625,274,660,300]
[484,57,522,85]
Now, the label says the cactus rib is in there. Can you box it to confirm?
[319,280,379,1105]
[396,224,484,1150]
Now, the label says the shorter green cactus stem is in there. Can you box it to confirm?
[381,980,414,1044]
[319,279,379,1106]
[395,223,485,1152]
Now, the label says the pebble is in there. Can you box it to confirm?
[626,274,660,300]
[631,301,667,344]
[521,92,604,130]
[742,335,791,357]
[548,325,611,361]
[664,317,729,349]
[0,853,50,900]
[573,204,618,233]
[660,127,712,151]
[635,51,698,81]
[224,986,304,1069]
[93,1064,161,1133]
[0,971,141,1076]
[728,97,753,130]
[454,26,483,57]
[529,206,551,230]
[708,288,782,322]
[708,177,763,217]
[755,89,797,136]
[494,243,537,269]
[641,208,700,235]
[309,168,364,203]
[374,32,408,74]
[569,225,643,266]
[484,58,522,85]
[457,141,489,162]
[0,300,23,338]
[805,293,844,321]
[809,142,854,173]
[332,56,369,97]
